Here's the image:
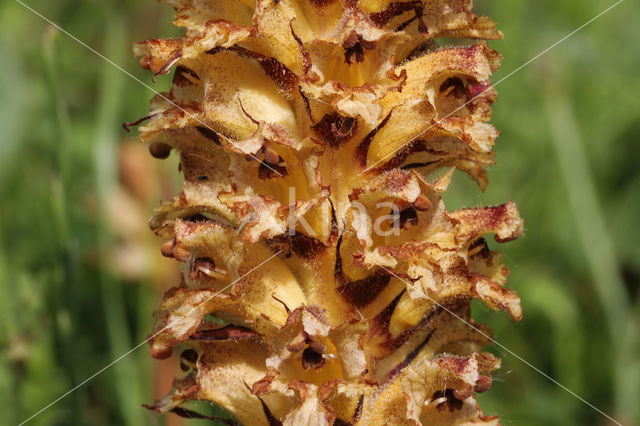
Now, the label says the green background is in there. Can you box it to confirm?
[1,0,638,424]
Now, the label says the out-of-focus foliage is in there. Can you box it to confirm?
[0,0,638,425]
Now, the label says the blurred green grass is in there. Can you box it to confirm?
[1,0,638,425]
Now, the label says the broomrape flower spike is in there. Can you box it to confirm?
[136,0,524,424]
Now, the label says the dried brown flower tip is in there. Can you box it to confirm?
[135,0,523,424]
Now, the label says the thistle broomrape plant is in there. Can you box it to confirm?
[133,0,524,424]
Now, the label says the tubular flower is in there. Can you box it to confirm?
[135,0,523,424]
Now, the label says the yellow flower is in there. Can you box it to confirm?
[135,0,523,424]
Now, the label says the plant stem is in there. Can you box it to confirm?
[546,87,637,423]
[92,7,146,425]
